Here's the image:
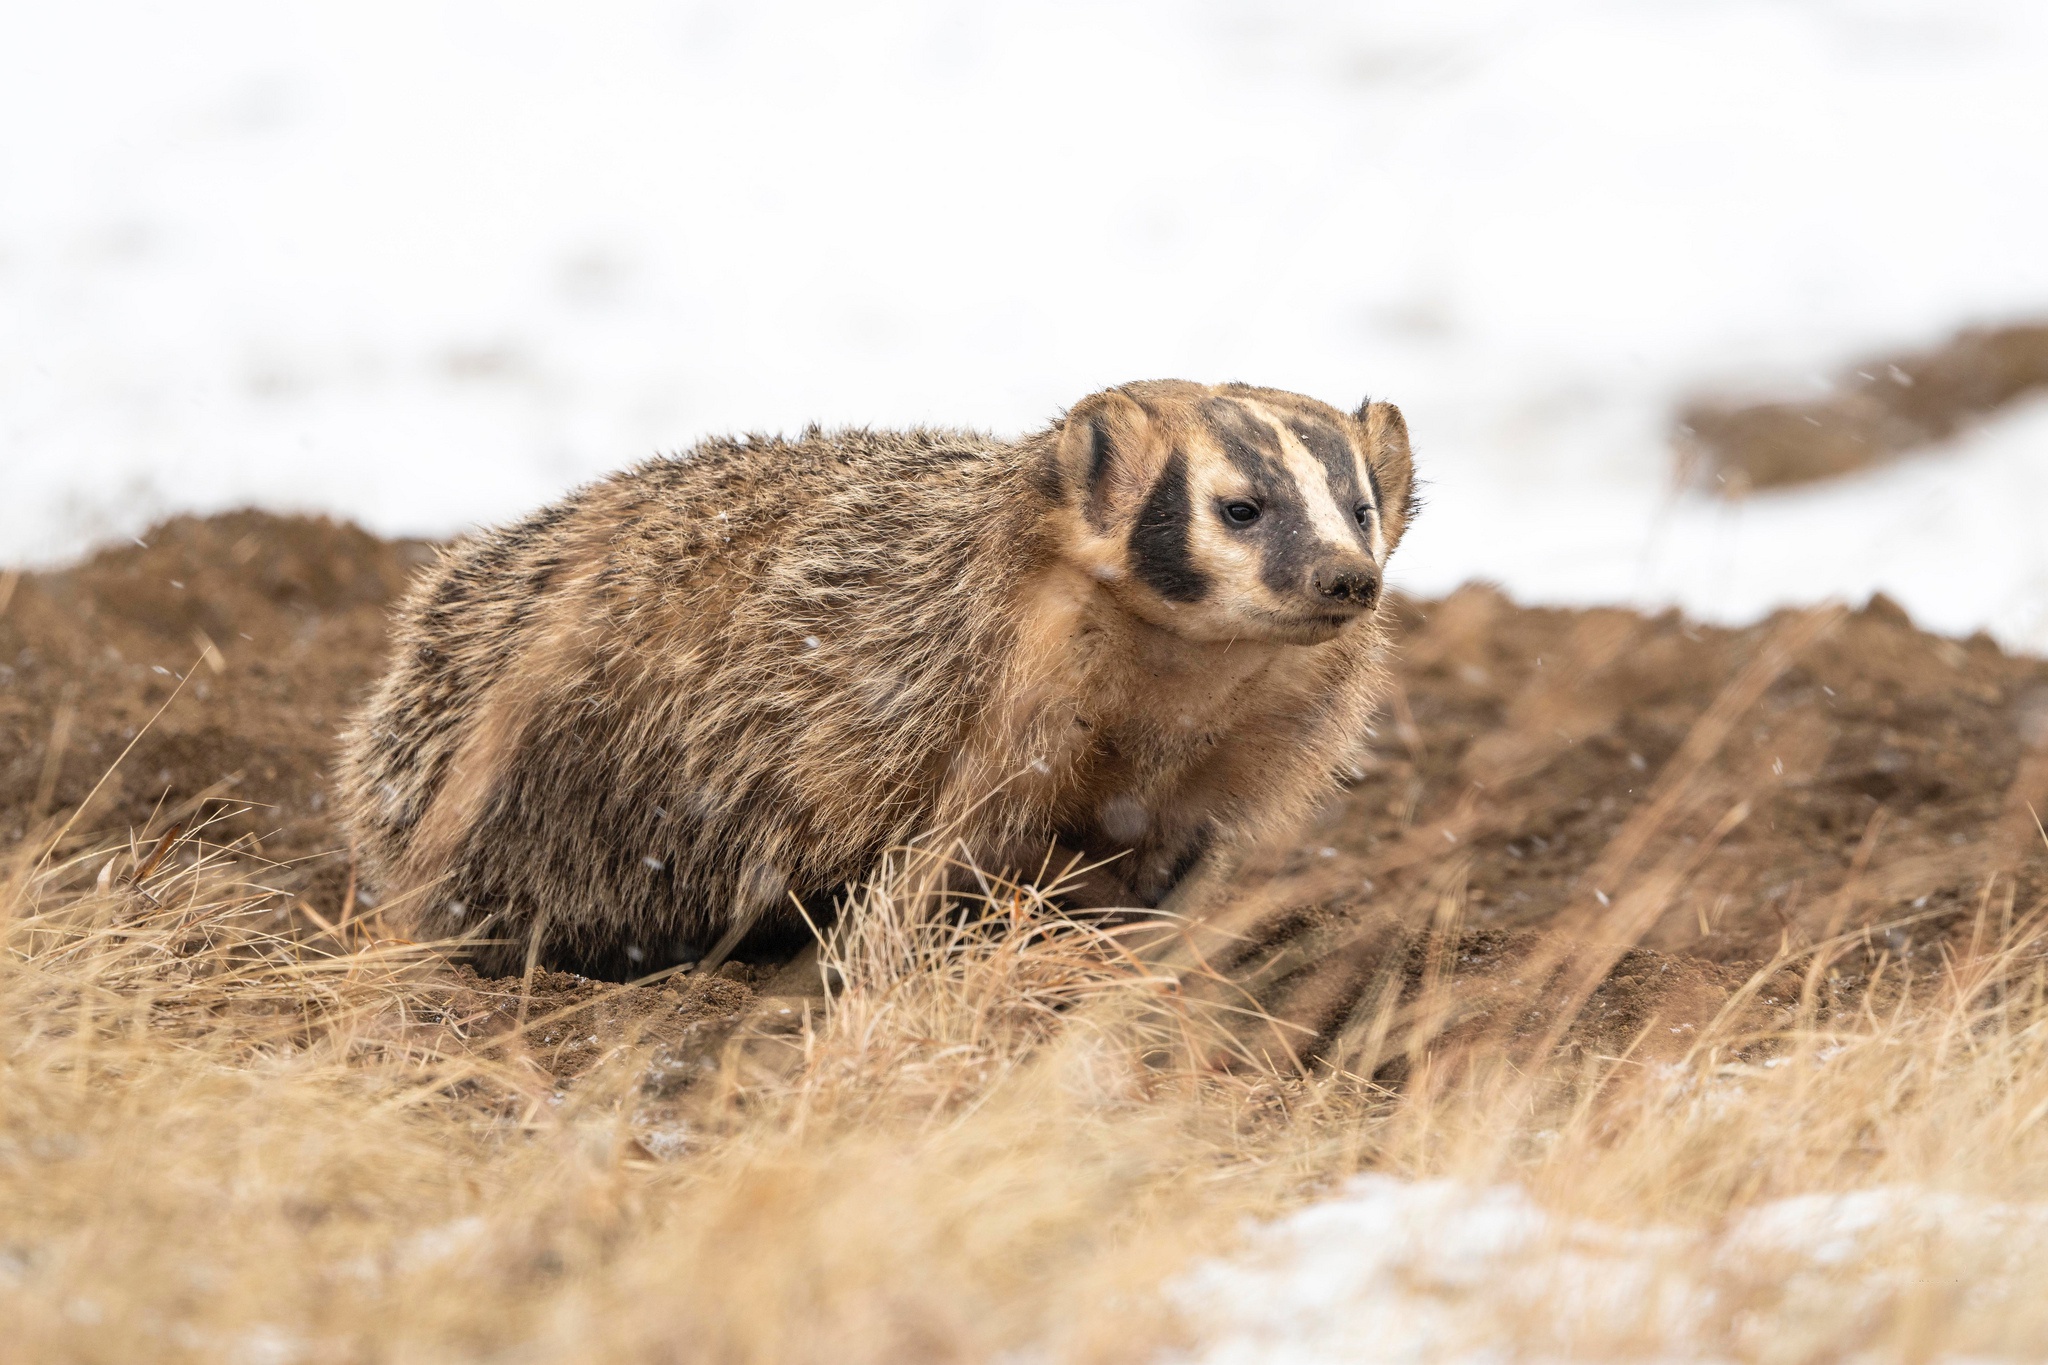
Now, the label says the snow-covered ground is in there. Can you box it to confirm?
[1172,1176,2048,1363]
[3,1,2046,646]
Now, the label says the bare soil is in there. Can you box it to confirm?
[5,511,2045,1074]
[1677,321,2048,490]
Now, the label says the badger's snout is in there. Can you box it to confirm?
[1310,557,1381,610]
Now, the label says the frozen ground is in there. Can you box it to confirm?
[3,2,2046,647]
[1172,1176,2048,1363]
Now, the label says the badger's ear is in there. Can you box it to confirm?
[1357,400,1419,544]
[1051,389,1162,532]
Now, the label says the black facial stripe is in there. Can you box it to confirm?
[1283,415,1375,551]
[1129,449,1210,604]
[1200,400,1309,594]
[1362,458,1384,514]
[1201,398,1283,479]
[1234,444,1317,598]
[1281,416,1357,496]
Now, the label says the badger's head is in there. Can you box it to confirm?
[1045,380,1418,645]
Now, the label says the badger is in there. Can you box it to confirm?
[335,380,1418,979]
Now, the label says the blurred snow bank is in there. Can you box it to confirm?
[2,2,2044,646]
[1170,1176,2048,1363]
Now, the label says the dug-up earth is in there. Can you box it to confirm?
[3,511,2046,1076]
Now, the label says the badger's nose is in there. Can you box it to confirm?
[1311,559,1381,608]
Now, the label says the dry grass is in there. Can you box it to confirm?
[7,788,2048,1363]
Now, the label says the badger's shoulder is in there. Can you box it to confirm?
[619,424,1017,505]
[580,423,1006,537]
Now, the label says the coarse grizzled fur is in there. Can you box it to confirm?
[336,380,1419,979]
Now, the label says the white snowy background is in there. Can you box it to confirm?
[5,0,2047,647]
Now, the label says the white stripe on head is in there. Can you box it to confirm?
[1241,401,1375,558]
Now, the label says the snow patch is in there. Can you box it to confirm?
[1170,1177,2048,1363]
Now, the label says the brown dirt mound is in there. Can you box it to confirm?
[1677,321,2048,490]
[0,510,431,862]
[6,512,2046,1063]
[1277,587,2048,951]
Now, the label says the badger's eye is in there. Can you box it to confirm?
[1355,504,1373,526]
[1221,500,1262,526]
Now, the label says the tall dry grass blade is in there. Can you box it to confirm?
[32,651,202,873]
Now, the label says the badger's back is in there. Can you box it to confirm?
[337,427,1050,977]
